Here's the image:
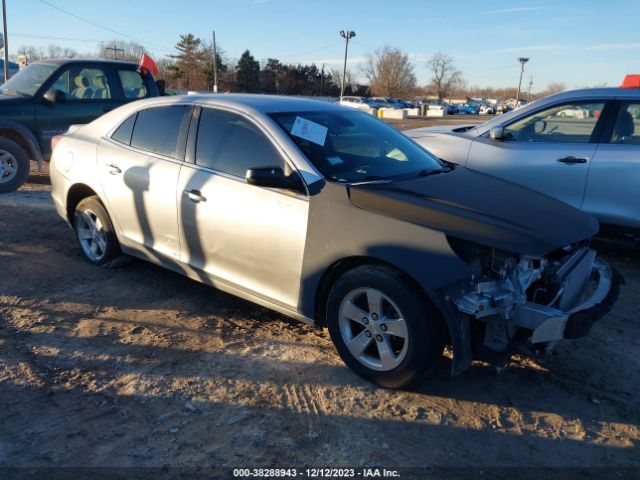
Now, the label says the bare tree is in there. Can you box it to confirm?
[330,67,356,93]
[447,71,466,101]
[544,82,566,94]
[428,52,457,100]
[99,40,145,62]
[362,45,417,97]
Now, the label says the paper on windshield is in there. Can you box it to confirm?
[290,116,328,146]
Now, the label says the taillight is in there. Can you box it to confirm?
[51,134,64,152]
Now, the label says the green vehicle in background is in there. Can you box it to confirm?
[0,59,162,193]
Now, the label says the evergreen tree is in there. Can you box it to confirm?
[235,50,260,92]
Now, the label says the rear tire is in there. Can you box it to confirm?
[0,137,30,194]
[326,265,445,389]
[74,196,122,266]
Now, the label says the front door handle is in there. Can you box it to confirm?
[184,189,207,203]
[106,163,121,174]
[557,156,588,164]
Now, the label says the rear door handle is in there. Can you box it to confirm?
[557,156,588,164]
[106,163,121,174]
[184,189,207,203]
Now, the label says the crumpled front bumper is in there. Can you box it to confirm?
[516,255,621,344]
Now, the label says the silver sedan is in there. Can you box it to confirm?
[50,95,615,388]
[405,86,640,232]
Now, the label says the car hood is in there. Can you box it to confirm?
[348,167,599,257]
[405,124,477,138]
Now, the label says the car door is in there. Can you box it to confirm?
[582,100,640,229]
[35,63,121,157]
[466,100,607,209]
[177,106,309,309]
[99,105,192,260]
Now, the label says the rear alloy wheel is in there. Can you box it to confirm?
[0,138,30,194]
[74,196,122,266]
[327,265,445,389]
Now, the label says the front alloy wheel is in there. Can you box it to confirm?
[338,288,409,371]
[327,265,445,389]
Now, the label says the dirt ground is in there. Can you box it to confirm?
[0,123,639,478]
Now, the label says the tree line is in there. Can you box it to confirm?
[14,33,568,100]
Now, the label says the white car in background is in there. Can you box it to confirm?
[339,96,374,110]
[405,80,640,232]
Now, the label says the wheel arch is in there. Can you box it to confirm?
[314,256,437,328]
[66,183,100,226]
[0,121,44,169]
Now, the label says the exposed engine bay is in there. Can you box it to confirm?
[445,238,615,355]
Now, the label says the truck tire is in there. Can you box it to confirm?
[0,137,30,194]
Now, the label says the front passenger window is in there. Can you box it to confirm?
[503,102,605,144]
[610,102,640,145]
[195,108,285,177]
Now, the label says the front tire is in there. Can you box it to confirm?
[74,196,122,266]
[326,265,445,389]
[0,138,30,194]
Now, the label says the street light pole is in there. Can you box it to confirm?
[339,30,355,101]
[2,0,9,83]
[515,57,529,108]
[212,30,218,93]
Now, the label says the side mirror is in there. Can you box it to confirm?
[43,89,66,104]
[246,166,304,193]
[489,126,505,141]
[534,119,547,133]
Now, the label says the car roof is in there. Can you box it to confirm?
[156,94,347,114]
[32,58,138,68]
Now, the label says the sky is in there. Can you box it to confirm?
[4,0,640,91]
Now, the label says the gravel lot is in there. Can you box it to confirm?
[0,119,638,478]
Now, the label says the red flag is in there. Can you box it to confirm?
[139,53,159,77]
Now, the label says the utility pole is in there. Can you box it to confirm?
[515,57,529,108]
[528,76,533,102]
[319,63,325,96]
[339,30,355,101]
[2,0,9,82]
[212,30,218,93]
[104,43,124,60]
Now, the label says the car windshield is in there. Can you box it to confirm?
[0,63,58,97]
[269,110,445,182]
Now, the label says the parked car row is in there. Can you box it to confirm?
[339,96,417,110]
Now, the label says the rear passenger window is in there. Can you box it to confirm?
[610,102,640,145]
[119,70,148,99]
[196,108,284,177]
[130,106,190,159]
[111,114,136,145]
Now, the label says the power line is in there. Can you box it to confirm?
[279,42,340,59]
[37,0,173,51]
[11,32,174,53]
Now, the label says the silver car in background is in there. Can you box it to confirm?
[405,86,640,232]
[50,95,616,388]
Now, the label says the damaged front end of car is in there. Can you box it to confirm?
[435,237,621,374]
